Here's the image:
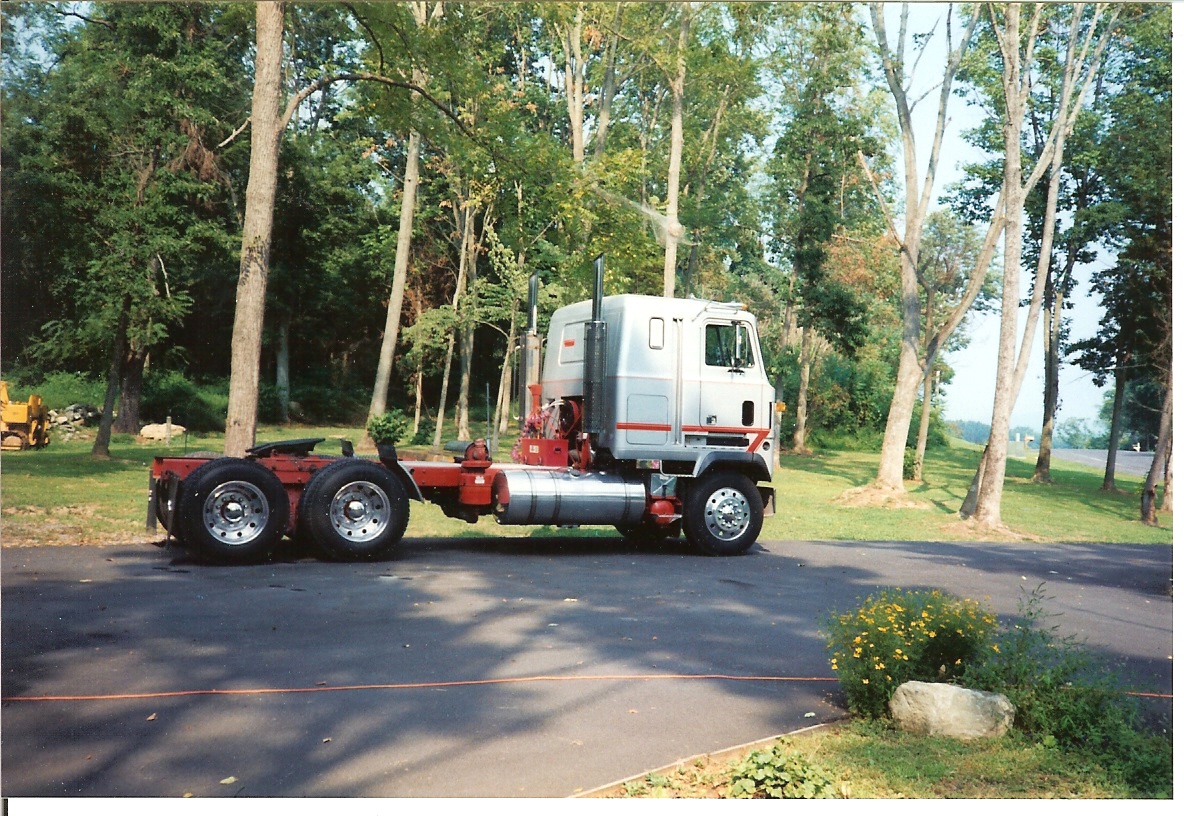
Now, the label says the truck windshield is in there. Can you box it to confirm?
[705,323,754,369]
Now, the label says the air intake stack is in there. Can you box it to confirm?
[583,255,608,440]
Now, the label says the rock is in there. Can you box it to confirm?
[139,423,186,440]
[889,681,1014,740]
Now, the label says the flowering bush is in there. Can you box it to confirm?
[824,588,999,718]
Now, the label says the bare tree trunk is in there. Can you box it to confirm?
[971,4,1026,529]
[662,2,690,297]
[368,127,422,421]
[791,330,813,454]
[558,3,586,165]
[868,3,984,493]
[224,1,284,457]
[592,3,622,161]
[275,313,290,423]
[496,306,518,437]
[113,345,146,434]
[1160,440,1173,513]
[1102,353,1127,491]
[967,4,1118,523]
[454,203,479,441]
[1142,367,1172,524]
[1033,287,1064,483]
[914,370,936,482]
[93,295,133,459]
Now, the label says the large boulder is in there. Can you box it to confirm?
[139,423,187,440]
[889,681,1014,740]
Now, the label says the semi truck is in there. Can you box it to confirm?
[148,257,778,564]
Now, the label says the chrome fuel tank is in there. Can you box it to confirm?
[493,469,647,527]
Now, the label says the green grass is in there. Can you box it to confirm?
[767,442,1171,544]
[594,719,1166,798]
[0,427,1170,546]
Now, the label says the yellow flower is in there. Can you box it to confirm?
[862,679,870,684]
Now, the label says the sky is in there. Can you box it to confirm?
[880,2,1120,434]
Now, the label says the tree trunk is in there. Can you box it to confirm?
[496,305,518,436]
[454,202,478,441]
[791,330,813,454]
[432,265,467,451]
[1033,288,1064,483]
[914,370,936,482]
[1160,440,1173,513]
[970,4,1025,529]
[113,345,146,434]
[367,127,422,421]
[592,4,622,161]
[276,313,290,423]
[93,295,132,459]
[1102,353,1127,491]
[1141,367,1172,524]
[224,1,284,457]
[559,3,586,165]
[662,2,689,297]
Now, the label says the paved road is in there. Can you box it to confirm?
[1,535,1172,798]
[1052,448,1156,477]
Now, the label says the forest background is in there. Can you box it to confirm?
[0,2,1172,528]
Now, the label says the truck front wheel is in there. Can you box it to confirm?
[176,459,289,564]
[684,472,763,556]
[298,459,409,561]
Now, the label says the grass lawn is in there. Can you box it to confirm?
[0,425,1170,547]
[1,426,1172,799]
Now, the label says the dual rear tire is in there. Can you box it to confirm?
[174,457,408,564]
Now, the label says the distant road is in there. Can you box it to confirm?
[1052,448,1155,477]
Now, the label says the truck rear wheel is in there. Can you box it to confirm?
[176,459,289,564]
[298,459,409,561]
[684,471,762,556]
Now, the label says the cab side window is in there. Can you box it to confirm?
[705,324,755,368]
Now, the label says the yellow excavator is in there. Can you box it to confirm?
[1,380,50,450]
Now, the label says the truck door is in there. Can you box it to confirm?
[683,321,771,452]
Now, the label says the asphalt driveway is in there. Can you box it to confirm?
[1,534,1173,797]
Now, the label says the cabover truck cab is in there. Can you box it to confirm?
[149,260,777,564]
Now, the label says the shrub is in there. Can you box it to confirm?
[141,372,227,433]
[729,742,837,799]
[367,409,412,446]
[962,584,1173,796]
[824,588,999,719]
[3,371,106,410]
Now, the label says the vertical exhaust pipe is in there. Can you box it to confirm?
[519,271,541,430]
[583,254,608,438]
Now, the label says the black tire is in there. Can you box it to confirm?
[298,458,409,561]
[615,519,680,543]
[175,458,289,564]
[683,471,763,556]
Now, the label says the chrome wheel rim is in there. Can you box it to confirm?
[329,480,390,542]
[703,486,751,541]
[202,481,269,545]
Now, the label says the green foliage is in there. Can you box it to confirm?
[729,742,837,799]
[961,584,1172,796]
[1,371,106,410]
[824,588,999,719]
[902,447,918,481]
[367,409,413,446]
[140,371,227,433]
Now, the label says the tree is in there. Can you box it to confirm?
[1071,4,1172,507]
[763,2,884,454]
[912,209,999,479]
[365,2,444,431]
[961,3,1118,527]
[864,2,1001,496]
[224,0,286,456]
[1,3,250,455]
